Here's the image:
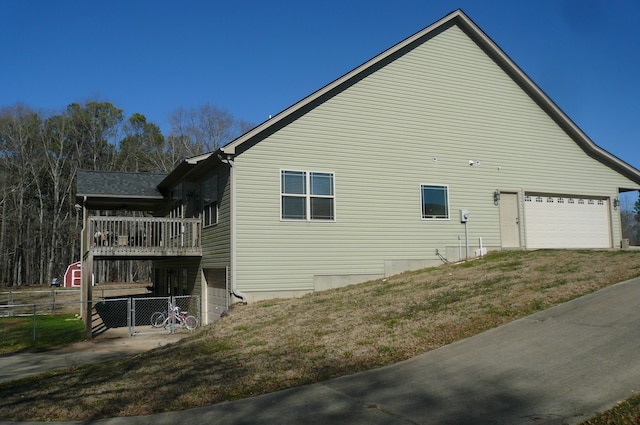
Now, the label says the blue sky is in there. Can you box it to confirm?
[1,0,638,202]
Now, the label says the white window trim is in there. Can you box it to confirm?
[201,174,218,227]
[280,169,336,222]
[202,201,218,227]
[420,183,450,220]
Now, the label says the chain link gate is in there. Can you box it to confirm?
[93,295,200,337]
[131,295,200,336]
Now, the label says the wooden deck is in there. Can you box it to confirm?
[88,216,202,257]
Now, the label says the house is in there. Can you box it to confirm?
[76,9,640,327]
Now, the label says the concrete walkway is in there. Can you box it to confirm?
[4,277,640,425]
[0,330,187,383]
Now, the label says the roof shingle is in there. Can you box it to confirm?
[76,170,166,198]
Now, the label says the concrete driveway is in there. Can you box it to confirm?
[4,277,640,425]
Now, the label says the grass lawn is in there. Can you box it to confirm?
[580,396,640,424]
[0,250,639,422]
[0,314,85,354]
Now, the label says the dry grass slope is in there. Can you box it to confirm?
[1,250,639,421]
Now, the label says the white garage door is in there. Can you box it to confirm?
[524,194,611,249]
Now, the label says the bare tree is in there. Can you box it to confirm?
[39,110,83,284]
[0,99,254,287]
[167,103,252,160]
[0,105,42,285]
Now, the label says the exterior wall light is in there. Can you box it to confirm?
[613,198,620,210]
[493,190,501,205]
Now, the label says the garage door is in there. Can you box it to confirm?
[524,194,611,249]
[204,268,228,324]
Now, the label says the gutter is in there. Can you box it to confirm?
[218,152,248,305]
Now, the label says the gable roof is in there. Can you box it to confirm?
[218,9,640,186]
[76,169,167,211]
[158,152,214,191]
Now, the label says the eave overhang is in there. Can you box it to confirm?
[76,195,166,212]
[158,152,214,192]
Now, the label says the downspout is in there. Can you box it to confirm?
[218,152,248,304]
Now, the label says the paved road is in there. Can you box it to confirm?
[4,277,640,425]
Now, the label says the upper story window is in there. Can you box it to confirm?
[171,183,183,203]
[202,175,218,227]
[421,184,449,220]
[281,170,335,221]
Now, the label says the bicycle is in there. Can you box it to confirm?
[150,303,198,331]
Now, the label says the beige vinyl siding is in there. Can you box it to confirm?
[232,24,637,293]
[200,166,231,268]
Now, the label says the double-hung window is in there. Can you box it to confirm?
[421,184,449,219]
[281,170,335,221]
[202,175,218,227]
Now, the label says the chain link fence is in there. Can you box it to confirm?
[0,290,82,316]
[0,301,86,352]
[93,295,200,336]
[0,286,153,317]
[128,295,201,335]
[1,292,200,352]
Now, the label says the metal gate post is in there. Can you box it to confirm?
[32,304,37,342]
[128,297,133,336]
[169,296,176,334]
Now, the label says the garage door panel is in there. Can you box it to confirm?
[204,268,228,324]
[524,196,610,249]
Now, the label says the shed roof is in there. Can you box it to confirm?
[76,170,167,211]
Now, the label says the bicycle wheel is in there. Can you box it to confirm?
[150,312,165,328]
[184,315,198,330]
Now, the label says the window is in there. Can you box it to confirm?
[171,183,183,202]
[203,201,218,226]
[281,170,335,221]
[202,175,218,227]
[421,185,449,219]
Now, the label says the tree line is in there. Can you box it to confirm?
[0,101,252,287]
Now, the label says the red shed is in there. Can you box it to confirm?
[64,261,82,288]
